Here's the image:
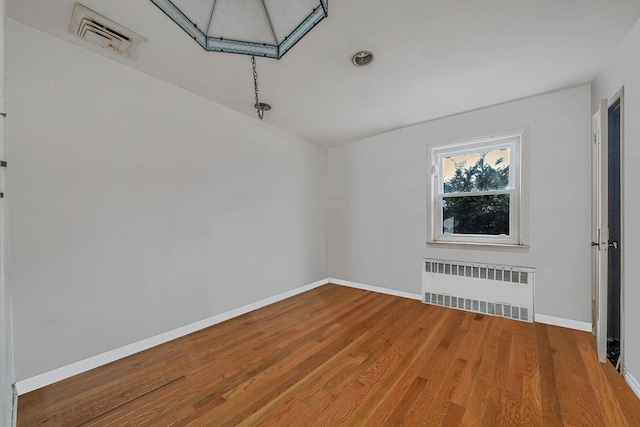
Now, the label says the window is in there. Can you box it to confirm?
[427,130,528,246]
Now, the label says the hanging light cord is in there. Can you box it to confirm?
[252,56,264,120]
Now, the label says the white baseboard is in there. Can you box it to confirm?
[15,278,329,395]
[623,367,640,400]
[534,313,592,332]
[329,278,421,301]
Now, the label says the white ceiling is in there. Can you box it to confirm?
[8,0,640,146]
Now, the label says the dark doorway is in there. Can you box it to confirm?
[607,98,622,369]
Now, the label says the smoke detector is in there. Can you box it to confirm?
[69,3,146,59]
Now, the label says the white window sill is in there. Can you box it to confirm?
[426,240,530,250]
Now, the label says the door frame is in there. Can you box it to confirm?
[609,88,625,370]
[0,0,13,424]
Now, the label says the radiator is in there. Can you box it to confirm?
[422,258,535,322]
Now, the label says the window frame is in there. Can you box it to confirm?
[427,129,529,247]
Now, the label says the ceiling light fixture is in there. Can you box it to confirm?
[352,51,374,67]
[151,0,328,120]
[150,0,328,59]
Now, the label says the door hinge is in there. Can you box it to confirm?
[0,161,7,167]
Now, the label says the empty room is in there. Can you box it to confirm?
[2,0,640,425]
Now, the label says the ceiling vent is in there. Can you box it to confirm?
[69,3,146,59]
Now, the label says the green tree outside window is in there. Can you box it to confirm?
[442,153,510,235]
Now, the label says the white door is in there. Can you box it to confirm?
[592,99,608,363]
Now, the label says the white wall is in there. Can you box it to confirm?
[328,85,592,323]
[592,16,640,387]
[6,20,327,381]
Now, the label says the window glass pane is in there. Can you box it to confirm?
[442,194,510,235]
[442,148,510,193]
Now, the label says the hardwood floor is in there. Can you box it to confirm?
[17,284,640,426]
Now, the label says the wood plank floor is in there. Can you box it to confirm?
[17,284,640,426]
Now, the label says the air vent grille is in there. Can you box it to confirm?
[425,291,530,322]
[425,260,529,285]
[69,3,146,59]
